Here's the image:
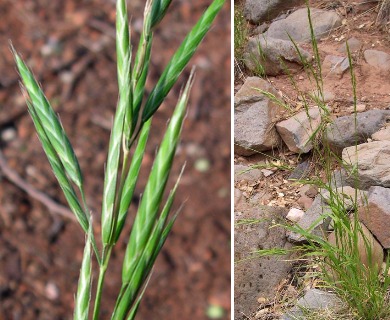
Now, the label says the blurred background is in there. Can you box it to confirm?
[0,0,230,319]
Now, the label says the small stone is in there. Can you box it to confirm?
[1,127,17,142]
[322,55,350,78]
[372,126,390,141]
[45,282,59,301]
[297,195,314,210]
[347,104,366,113]
[338,37,362,54]
[194,158,211,172]
[322,186,368,210]
[261,169,274,177]
[286,208,305,222]
[235,164,263,182]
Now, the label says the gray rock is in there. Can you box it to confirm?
[243,36,311,76]
[282,289,343,320]
[234,77,285,156]
[288,160,311,180]
[266,8,342,43]
[234,205,292,318]
[343,141,390,189]
[337,37,362,54]
[244,0,305,24]
[287,195,332,243]
[234,164,263,182]
[276,107,321,153]
[322,186,368,210]
[359,186,390,248]
[328,168,349,188]
[364,49,390,71]
[372,126,390,141]
[322,55,350,78]
[324,110,390,154]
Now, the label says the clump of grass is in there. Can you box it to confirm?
[244,3,390,318]
[234,4,249,64]
[12,0,225,318]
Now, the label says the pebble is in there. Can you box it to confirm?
[347,104,366,113]
[261,169,274,177]
[194,158,211,172]
[1,127,17,142]
[286,208,305,222]
[45,282,60,301]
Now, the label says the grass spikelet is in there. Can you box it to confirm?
[12,49,84,191]
[141,0,225,124]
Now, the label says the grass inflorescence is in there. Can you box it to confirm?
[12,0,225,319]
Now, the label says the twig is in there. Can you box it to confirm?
[0,150,76,221]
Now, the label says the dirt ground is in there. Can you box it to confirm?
[0,1,231,319]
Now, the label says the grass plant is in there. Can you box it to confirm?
[12,0,225,318]
[235,2,390,319]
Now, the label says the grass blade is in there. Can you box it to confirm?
[141,0,225,123]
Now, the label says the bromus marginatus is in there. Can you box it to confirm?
[12,0,225,318]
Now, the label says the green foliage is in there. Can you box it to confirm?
[12,0,225,319]
[234,4,248,62]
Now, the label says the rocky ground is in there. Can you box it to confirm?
[234,0,390,319]
[0,1,230,319]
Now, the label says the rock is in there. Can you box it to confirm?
[322,186,368,210]
[337,37,362,54]
[252,23,269,35]
[288,160,311,180]
[372,126,390,141]
[359,186,390,248]
[243,0,305,24]
[234,77,285,156]
[1,127,17,142]
[243,36,312,76]
[266,8,342,43]
[234,164,263,182]
[282,288,343,320]
[276,107,321,153]
[343,141,390,189]
[234,205,292,318]
[297,195,314,210]
[286,208,305,222]
[235,188,245,210]
[323,90,335,102]
[261,169,274,177]
[322,55,350,78]
[287,195,332,242]
[347,104,366,113]
[328,220,383,275]
[364,50,390,72]
[328,168,349,188]
[324,110,390,154]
